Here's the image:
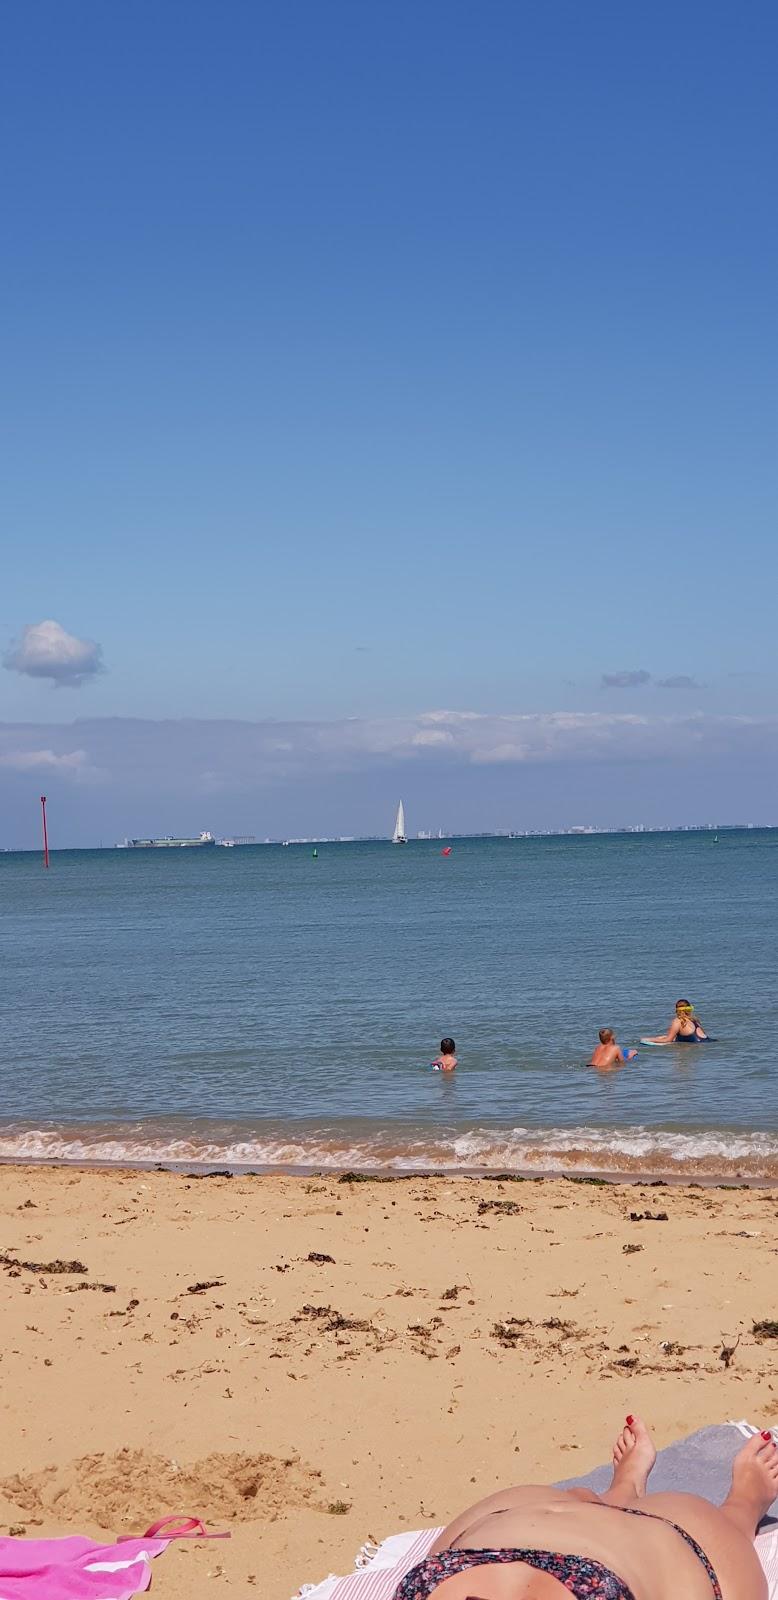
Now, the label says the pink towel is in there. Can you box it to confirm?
[0,1532,171,1599]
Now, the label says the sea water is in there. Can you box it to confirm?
[1,831,777,1178]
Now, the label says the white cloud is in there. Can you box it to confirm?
[3,620,104,687]
[0,748,88,774]
[412,728,455,748]
[471,740,530,764]
[417,709,482,724]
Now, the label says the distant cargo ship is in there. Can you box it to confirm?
[119,831,216,849]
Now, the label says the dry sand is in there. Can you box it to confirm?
[1,1165,777,1598]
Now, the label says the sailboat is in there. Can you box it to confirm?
[392,800,407,844]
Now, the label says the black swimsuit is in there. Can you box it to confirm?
[392,1505,723,1600]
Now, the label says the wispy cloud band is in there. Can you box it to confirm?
[0,710,775,793]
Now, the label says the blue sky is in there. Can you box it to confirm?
[2,1,776,842]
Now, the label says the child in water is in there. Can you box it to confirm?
[432,1037,457,1072]
[589,1028,637,1069]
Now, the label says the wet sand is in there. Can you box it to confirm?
[1,1165,777,1598]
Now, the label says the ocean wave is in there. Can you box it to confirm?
[1,1123,778,1178]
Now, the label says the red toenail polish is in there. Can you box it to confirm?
[626,1415,634,1425]
[762,1431,772,1440]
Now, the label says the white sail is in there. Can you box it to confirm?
[392,800,406,843]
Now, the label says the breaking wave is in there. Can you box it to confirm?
[1,1122,778,1180]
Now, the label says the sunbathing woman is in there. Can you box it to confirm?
[394,1415,777,1600]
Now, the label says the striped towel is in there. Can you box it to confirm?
[294,1528,442,1600]
[759,1528,778,1597]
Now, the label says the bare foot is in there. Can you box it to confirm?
[604,1415,657,1503]
[722,1432,778,1537]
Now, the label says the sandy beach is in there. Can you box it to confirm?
[1,1165,777,1597]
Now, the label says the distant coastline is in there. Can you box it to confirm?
[2,822,777,853]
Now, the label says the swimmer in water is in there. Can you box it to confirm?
[432,1037,457,1072]
[589,1028,637,1069]
[646,998,708,1045]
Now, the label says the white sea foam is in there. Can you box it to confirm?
[1,1123,778,1178]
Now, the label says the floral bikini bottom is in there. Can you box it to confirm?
[392,1505,723,1600]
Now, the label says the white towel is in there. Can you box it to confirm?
[293,1528,441,1600]
[758,1526,778,1595]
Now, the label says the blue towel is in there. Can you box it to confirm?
[558,1421,778,1522]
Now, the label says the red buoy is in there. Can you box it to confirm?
[441,846,452,856]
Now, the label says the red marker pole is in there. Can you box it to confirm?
[40,795,49,868]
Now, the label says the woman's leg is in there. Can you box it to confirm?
[719,1433,778,1539]
[600,1417,778,1531]
[620,1435,778,1600]
[600,1415,657,1506]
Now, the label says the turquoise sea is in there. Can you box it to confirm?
[1,831,777,1178]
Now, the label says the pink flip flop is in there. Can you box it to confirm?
[140,1516,230,1540]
